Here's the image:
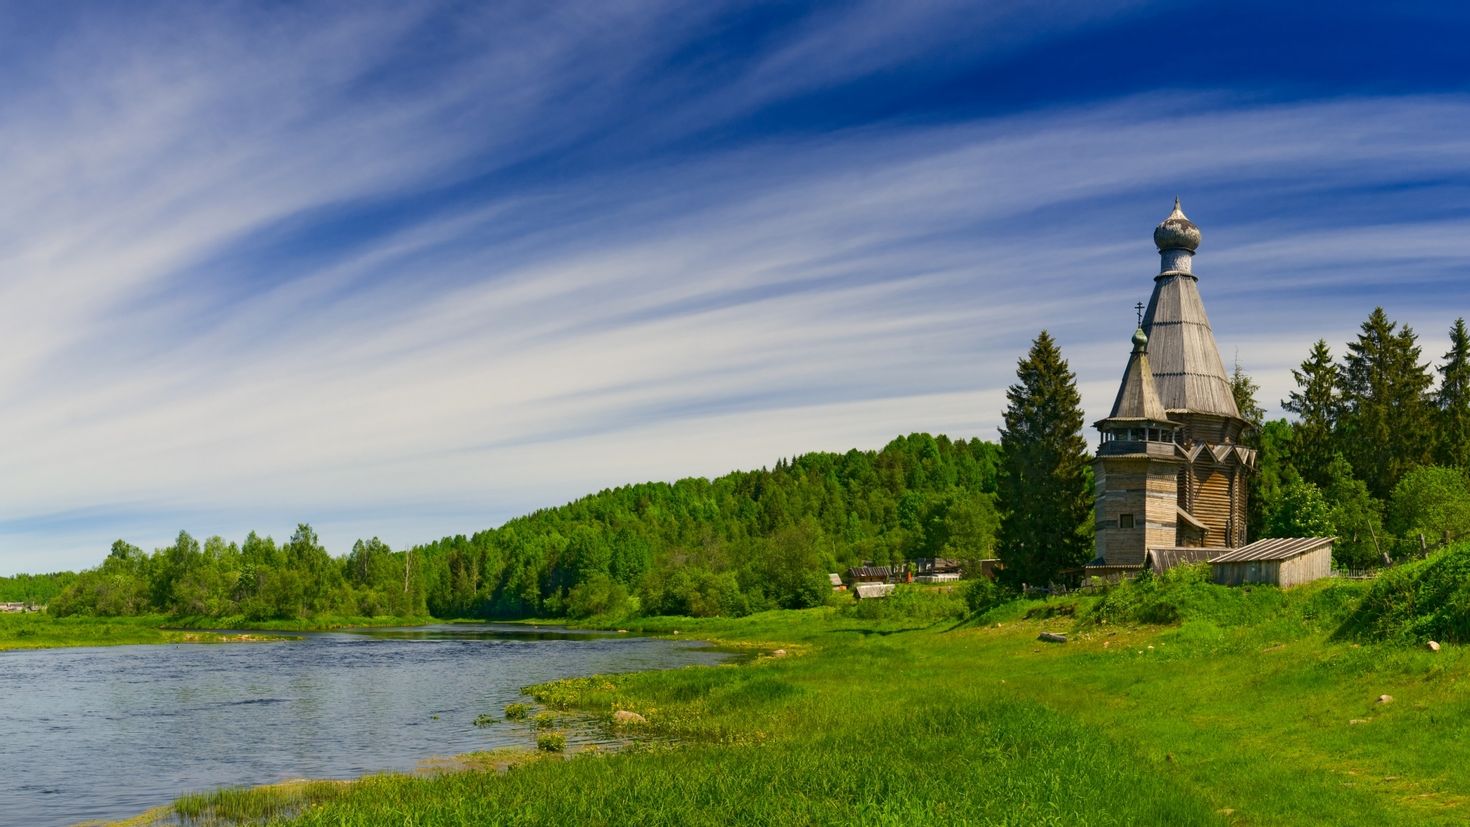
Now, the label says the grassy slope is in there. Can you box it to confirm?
[163,581,1470,827]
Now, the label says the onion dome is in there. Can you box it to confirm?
[1153,197,1201,252]
[1131,326,1149,353]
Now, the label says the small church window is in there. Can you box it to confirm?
[1119,514,1135,529]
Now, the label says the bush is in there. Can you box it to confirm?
[963,578,1010,615]
[536,731,567,753]
[846,585,966,622]
[1084,565,1288,628]
[1339,541,1470,643]
[1388,466,1470,548]
[504,703,531,721]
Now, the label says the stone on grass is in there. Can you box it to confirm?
[1428,640,1441,652]
[612,710,648,726]
[1377,694,1393,705]
[1038,632,1067,644]
[1349,718,1370,725]
[771,648,787,657]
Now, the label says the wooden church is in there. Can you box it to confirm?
[1091,200,1257,570]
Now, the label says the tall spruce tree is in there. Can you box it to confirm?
[1229,359,1264,543]
[1230,357,1266,424]
[996,331,1092,587]
[1340,308,1435,499]
[1282,339,1342,488]
[1437,318,1470,471]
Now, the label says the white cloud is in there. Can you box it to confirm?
[2,6,1470,572]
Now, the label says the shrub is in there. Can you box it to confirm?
[1339,541,1470,643]
[963,578,1010,615]
[504,703,531,721]
[846,585,966,622]
[1388,466,1470,548]
[536,731,567,753]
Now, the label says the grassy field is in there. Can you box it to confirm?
[0,613,293,650]
[146,570,1470,826]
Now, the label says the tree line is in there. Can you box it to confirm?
[31,305,1470,619]
[994,307,1470,585]
[42,434,1001,620]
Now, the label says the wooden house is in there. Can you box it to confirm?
[1094,200,1257,567]
[913,557,963,583]
[846,565,898,585]
[1209,537,1334,588]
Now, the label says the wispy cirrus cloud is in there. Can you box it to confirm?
[2,2,1469,572]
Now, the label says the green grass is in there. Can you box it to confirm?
[0,612,439,651]
[0,613,289,650]
[105,576,1470,825]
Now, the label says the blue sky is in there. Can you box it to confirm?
[3,1,1470,573]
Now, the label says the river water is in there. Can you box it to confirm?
[0,624,731,826]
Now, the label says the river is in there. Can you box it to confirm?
[0,624,732,825]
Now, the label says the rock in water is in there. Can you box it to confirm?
[612,710,648,726]
[1038,632,1067,644]
[1429,640,1442,652]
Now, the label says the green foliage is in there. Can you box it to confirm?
[1084,564,1290,628]
[1388,466,1470,548]
[473,714,496,728]
[38,434,1007,622]
[535,731,567,753]
[1339,541,1470,643]
[1282,339,1341,488]
[996,331,1093,587]
[844,584,966,622]
[1249,419,1299,541]
[1322,454,1388,569]
[1230,357,1265,424]
[1340,308,1436,499]
[962,576,1010,615]
[1438,318,1470,471]
[504,703,531,721]
[1265,479,1334,539]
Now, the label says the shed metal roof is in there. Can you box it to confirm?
[1208,537,1334,563]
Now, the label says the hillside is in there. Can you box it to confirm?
[42,434,1001,621]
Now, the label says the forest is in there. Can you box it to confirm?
[19,434,1000,621]
[9,306,1470,622]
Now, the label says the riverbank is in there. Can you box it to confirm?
[0,613,438,651]
[0,614,291,650]
[124,578,1470,826]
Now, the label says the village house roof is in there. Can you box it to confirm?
[1208,537,1334,563]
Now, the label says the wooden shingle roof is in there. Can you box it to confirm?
[1142,273,1241,420]
[1104,328,1174,424]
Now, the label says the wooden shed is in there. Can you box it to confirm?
[1208,537,1334,588]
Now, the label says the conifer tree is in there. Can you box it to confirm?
[996,331,1092,587]
[1230,357,1265,424]
[1230,359,1264,544]
[1340,308,1435,499]
[1437,318,1470,471]
[1282,339,1342,487]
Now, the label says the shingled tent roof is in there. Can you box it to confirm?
[1102,327,1174,424]
[1141,201,1242,420]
